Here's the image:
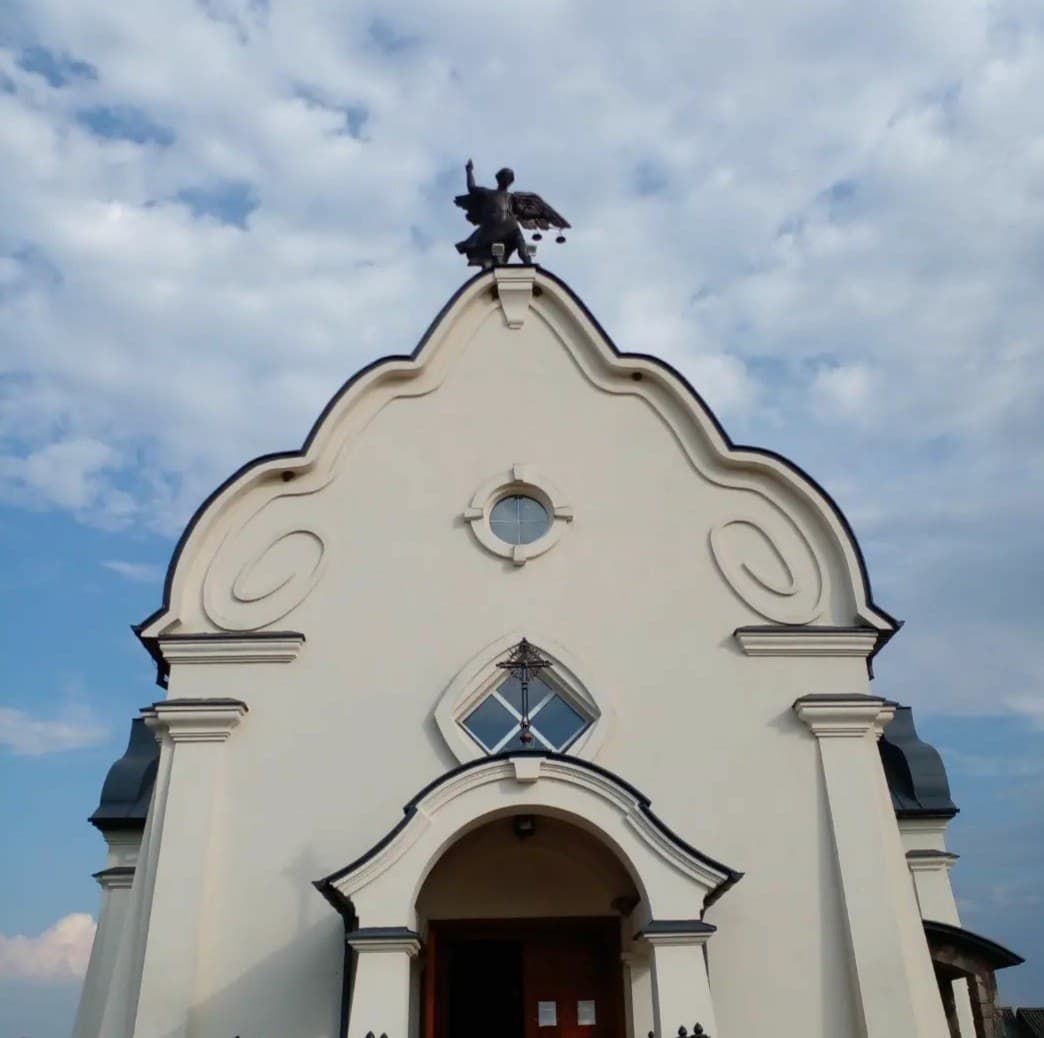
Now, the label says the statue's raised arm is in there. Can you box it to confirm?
[453,161,570,269]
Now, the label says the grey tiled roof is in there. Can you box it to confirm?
[89,718,159,831]
[878,705,958,818]
[1018,1009,1044,1038]
[1001,1008,1044,1037]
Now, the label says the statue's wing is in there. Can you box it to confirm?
[510,191,571,231]
[454,193,482,226]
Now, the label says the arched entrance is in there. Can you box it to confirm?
[418,815,638,1038]
[315,753,741,1038]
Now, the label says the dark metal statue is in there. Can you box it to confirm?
[454,159,570,268]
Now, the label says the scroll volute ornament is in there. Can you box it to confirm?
[709,510,828,624]
[202,490,328,632]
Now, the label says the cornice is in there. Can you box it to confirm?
[635,920,716,946]
[347,927,421,956]
[898,816,954,837]
[793,694,894,739]
[143,698,248,743]
[906,849,959,873]
[735,625,880,657]
[157,631,305,665]
[92,865,135,891]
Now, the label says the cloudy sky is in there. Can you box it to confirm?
[1,0,1043,1033]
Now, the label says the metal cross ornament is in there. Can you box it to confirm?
[496,638,553,746]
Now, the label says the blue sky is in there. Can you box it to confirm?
[1,0,1043,1034]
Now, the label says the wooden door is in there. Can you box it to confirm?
[522,922,622,1038]
[428,919,623,1038]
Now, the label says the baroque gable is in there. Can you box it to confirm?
[137,266,895,683]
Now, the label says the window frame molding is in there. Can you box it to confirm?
[435,632,612,765]
[460,668,591,755]
[463,465,573,566]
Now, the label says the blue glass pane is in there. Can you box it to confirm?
[531,695,587,750]
[516,520,547,545]
[497,675,554,714]
[489,520,521,544]
[497,676,525,713]
[529,676,555,704]
[490,496,520,524]
[517,496,547,523]
[489,495,550,546]
[462,697,515,751]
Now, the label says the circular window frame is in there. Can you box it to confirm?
[463,465,573,566]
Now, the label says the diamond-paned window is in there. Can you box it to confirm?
[461,674,590,753]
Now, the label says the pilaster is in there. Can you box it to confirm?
[795,694,950,1038]
[71,830,141,1038]
[127,698,247,1038]
[636,921,718,1038]
[621,950,653,1038]
[903,839,977,1038]
[346,928,422,1038]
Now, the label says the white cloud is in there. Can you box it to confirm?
[811,363,877,420]
[0,704,108,756]
[0,0,1039,724]
[0,914,95,983]
[101,559,164,583]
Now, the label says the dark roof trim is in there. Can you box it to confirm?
[314,750,743,911]
[92,866,135,880]
[136,267,898,686]
[89,817,147,833]
[347,927,421,943]
[88,718,159,832]
[906,849,959,862]
[924,919,1024,970]
[636,920,717,939]
[156,631,306,643]
[737,625,880,633]
[141,697,249,711]
[320,883,356,923]
[880,706,959,819]
[794,692,892,704]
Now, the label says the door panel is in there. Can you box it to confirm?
[427,919,622,1038]
[523,927,621,1038]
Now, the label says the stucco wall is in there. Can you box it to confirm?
[126,271,902,1037]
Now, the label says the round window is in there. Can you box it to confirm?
[489,495,551,545]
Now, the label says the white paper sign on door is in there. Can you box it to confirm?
[538,1002,558,1027]
[577,1000,596,1026]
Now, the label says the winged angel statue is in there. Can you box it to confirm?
[454,159,570,268]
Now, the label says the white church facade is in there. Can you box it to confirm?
[73,266,1021,1038]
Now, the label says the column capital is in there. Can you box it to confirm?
[144,698,247,743]
[906,849,959,874]
[635,920,716,948]
[793,694,894,739]
[92,865,135,891]
[347,927,422,957]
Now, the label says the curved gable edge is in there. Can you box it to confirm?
[136,266,899,685]
[312,749,744,917]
